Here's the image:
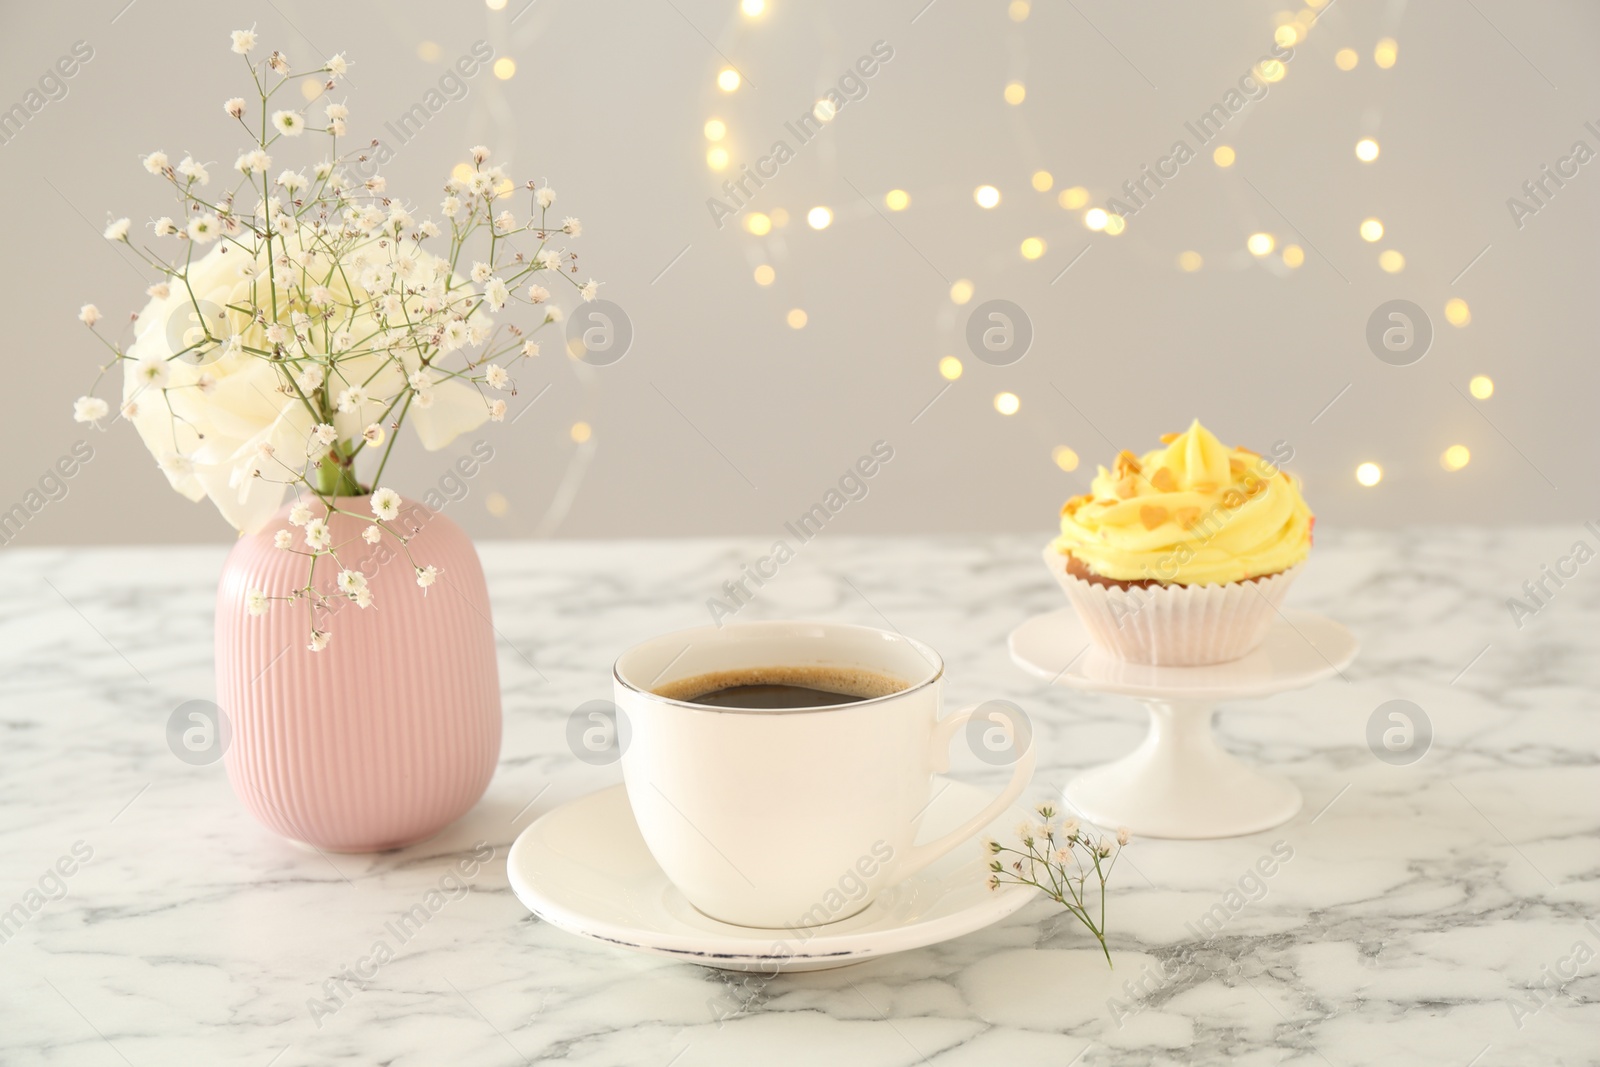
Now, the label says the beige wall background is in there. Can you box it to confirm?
[3,0,1595,546]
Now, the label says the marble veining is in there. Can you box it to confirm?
[0,528,1596,1065]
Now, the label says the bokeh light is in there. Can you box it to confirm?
[493,57,516,79]
[1052,446,1080,472]
[485,491,509,517]
[1441,445,1470,471]
[1247,232,1275,256]
[813,99,837,123]
[1356,138,1380,162]
[704,118,727,141]
[786,308,808,329]
[806,206,832,229]
[570,421,592,444]
[1178,250,1203,272]
[1058,186,1088,209]
[1359,218,1384,242]
[1445,298,1471,326]
[950,279,974,304]
[1004,82,1027,105]
[1282,244,1305,268]
[753,264,775,286]
[1020,237,1046,259]
[1335,48,1358,71]
[885,188,910,211]
[1008,0,1030,20]
[1103,214,1126,235]
[939,356,963,380]
[1031,170,1054,192]
[1378,249,1405,272]
[1374,38,1398,69]
[1469,375,1494,399]
[994,392,1020,415]
[1213,145,1236,167]
[1084,207,1108,231]
[717,68,741,92]
[974,185,1001,208]
[741,0,765,16]
[745,212,771,235]
[1356,462,1383,487]
[417,41,442,62]
[706,146,729,170]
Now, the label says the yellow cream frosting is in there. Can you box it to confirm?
[1052,419,1313,585]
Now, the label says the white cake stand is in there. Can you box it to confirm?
[1008,609,1358,839]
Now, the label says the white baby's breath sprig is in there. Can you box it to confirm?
[985,802,1130,968]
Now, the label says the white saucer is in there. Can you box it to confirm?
[507,778,1038,972]
[1009,608,1358,839]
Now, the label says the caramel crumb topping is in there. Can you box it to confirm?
[1115,476,1139,500]
[1114,450,1142,476]
[1139,505,1168,530]
[1149,467,1177,492]
[1174,506,1203,529]
[1159,432,1180,444]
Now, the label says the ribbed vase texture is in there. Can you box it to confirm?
[214,495,502,851]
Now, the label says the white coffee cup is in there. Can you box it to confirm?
[613,620,1035,930]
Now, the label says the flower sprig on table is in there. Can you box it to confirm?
[71,28,600,651]
[986,802,1130,967]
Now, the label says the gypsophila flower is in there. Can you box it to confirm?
[489,399,507,421]
[296,365,326,393]
[153,217,178,236]
[235,149,271,175]
[143,151,169,175]
[544,306,563,324]
[987,803,1128,968]
[470,261,492,283]
[580,279,600,302]
[563,216,582,236]
[273,529,293,549]
[307,629,330,652]
[337,569,367,595]
[326,53,348,76]
[268,51,289,75]
[535,249,562,272]
[525,285,549,305]
[246,589,270,616]
[303,518,331,550]
[104,218,131,242]
[147,283,170,300]
[362,524,382,544]
[485,278,509,311]
[371,487,401,521]
[536,186,556,209]
[521,340,540,358]
[361,423,384,445]
[230,27,257,54]
[134,353,169,387]
[225,96,246,119]
[73,396,109,423]
[177,156,210,185]
[415,565,439,588]
[335,386,368,413]
[484,364,510,390]
[311,423,338,447]
[287,501,311,526]
[494,210,516,232]
[78,304,100,326]
[187,214,220,243]
[471,145,490,164]
[440,195,461,217]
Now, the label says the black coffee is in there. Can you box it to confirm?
[684,683,870,710]
[652,665,905,709]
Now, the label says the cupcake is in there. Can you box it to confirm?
[1044,419,1313,665]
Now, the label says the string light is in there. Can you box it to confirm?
[1356,462,1383,487]
[1335,48,1358,70]
[939,356,963,380]
[1374,38,1398,69]
[706,146,729,170]
[745,212,772,235]
[1004,82,1026,105]
[1058,186,1089,210]
[786,308,808,329]
[950,279,974,304]
[1469,375,1495,399]
[806,206,832,229]
[1441,445,1470,471]
[493,58,516,79]
[994,392,1020,415]
[1178,250,1203,272]
[717,68,741,92]
[753,264,775,285]
[1274,25,1300,47]
[1052,446,1080,471]
[1247,232,1275,256]
[1084,207,1108,231]
[570,422,592,444]
[1359,217,1384,241]
[885,188,910,210]
[1282,244,1305,268]
[704,118,727,141]
[974,185,1001,208]
[1378,249,1405,273]
[1258,59,1286,83]
[1031,170,1053,192]
[1020,237,1046,259]
[1213,145,1236,167]
[740,0,765,16]
[1355,138,1380,162]
[1445,298,1471,326]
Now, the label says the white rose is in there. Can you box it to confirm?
[122,228,490,533]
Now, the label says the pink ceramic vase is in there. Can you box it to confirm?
[214,494,502,852]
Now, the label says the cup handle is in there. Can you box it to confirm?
[888,703,1036,885]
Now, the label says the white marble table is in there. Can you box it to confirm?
[2,530,1596,1066]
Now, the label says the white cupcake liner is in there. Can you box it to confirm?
[1042,546,1302,666]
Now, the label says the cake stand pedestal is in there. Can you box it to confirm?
[1008,609,1358,839]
